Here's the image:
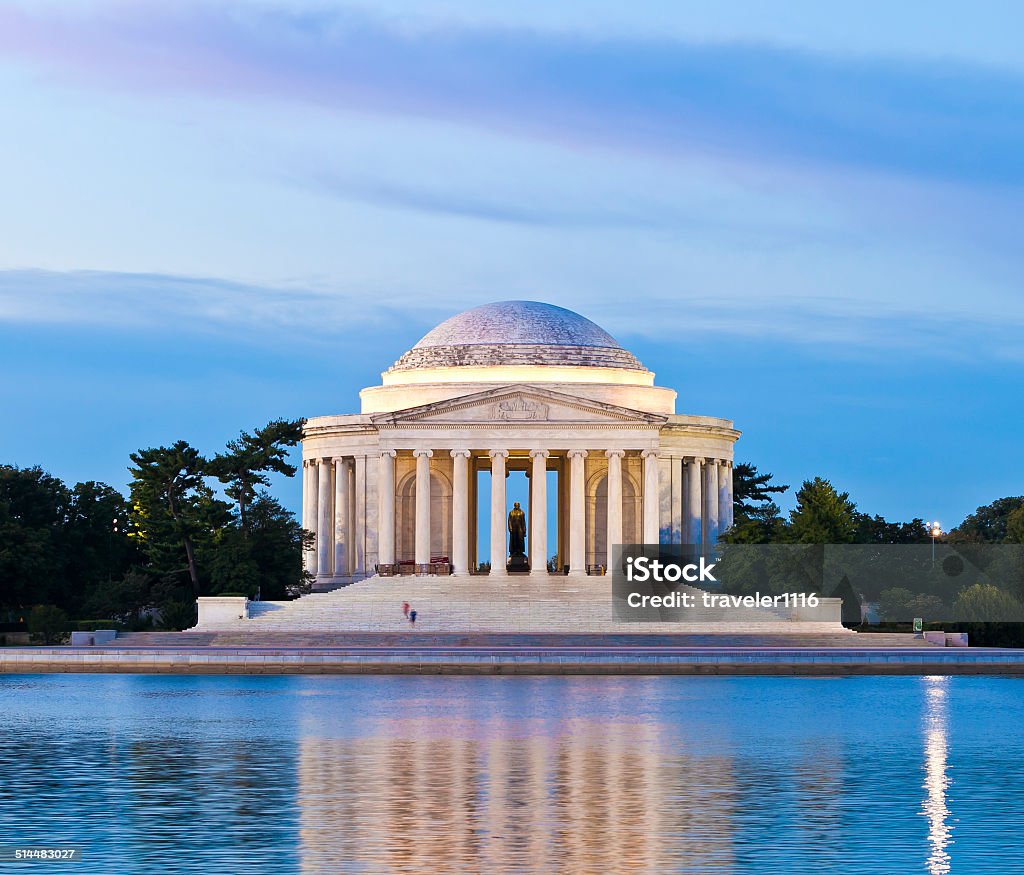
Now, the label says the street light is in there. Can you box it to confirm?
[927,520,942,563]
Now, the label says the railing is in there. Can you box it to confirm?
[377,561,451,576]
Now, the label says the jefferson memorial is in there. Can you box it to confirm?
[301,300,738,588]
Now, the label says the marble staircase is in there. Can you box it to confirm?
[191,573,854,636]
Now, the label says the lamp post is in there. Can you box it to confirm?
[927,520,942,563]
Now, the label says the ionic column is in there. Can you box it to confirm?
[529,450,550,576]
[685,457,703,545]
[303,460,317,574]
[567,450,588,576]
[334,457,349,579]
[703,458,720,547]
[352,456,367,578]
[489,450,509,574]
[642,449,660,545]
[605,450,625,567]
[377,450,397,568]
[451,450,471,576]
[317,457,333,578]
[413,449,433,573]
[718,460,732,534]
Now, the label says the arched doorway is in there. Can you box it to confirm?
[588,472,640,567]
[397,470,452,563]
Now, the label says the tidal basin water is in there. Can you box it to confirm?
[1,675,1023,874]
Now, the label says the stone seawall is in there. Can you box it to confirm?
[2,646,1024,676]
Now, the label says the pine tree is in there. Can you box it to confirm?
[128,441,227,595]
[788,477,857,544]
[207,419,304,534]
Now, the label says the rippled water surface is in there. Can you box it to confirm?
[1,674,1023,874]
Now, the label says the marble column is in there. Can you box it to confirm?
[317,457,333,578]
[303,460,317,574]
[377,450,396,568]
[685,457,703,546]
[703,458,720,548]
[605,450,625,567]
[642,449,660,545]
[718,460,732,535]
[413,449,433,573]
[451,450,471,576]
[529,450,550,576]
[489,450,508,574]
[567,450,588,576]
[333,457,349,579]
[353,456,367,579]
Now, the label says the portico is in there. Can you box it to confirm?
[301,301,738,588]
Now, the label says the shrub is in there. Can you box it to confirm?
[28,605,69,644]
[954,583,1024,622]
[158,601,198,631]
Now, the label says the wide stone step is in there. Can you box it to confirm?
[197,575,852,636]
[103,632,219,647]
[199,635,929,647]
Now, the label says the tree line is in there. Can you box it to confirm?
[0,419,309,635]
[2,451,1021,635]
[730,463,1024,546]
[728,464,1024,624]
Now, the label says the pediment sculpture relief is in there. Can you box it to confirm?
[491,397,549,421]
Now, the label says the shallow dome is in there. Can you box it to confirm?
[387,301,646,372]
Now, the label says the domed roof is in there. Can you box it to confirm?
[388,301,646,372]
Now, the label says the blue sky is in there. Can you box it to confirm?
[1,0,1022,530]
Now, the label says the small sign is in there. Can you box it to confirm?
[913,617,923,633]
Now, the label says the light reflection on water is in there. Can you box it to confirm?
[922,677,951,875]
[1,675,1023,874]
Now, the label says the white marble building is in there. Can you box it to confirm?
[302,301,738,589]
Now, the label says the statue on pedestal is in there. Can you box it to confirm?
[507,501,528,571]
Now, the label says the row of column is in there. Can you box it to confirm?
[373,448,661,577]
[302,455,365,581]
[683,456,734,547]
[305,450,734,579]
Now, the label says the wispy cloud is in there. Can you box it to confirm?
[2,2,1023,186]
[3,268,1023,363]
[0,269,382,338]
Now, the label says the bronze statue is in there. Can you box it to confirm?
[507,501,526,558]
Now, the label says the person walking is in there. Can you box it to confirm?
[402,601,410,618]
[409,609,417,627]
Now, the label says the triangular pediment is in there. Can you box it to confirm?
[370,385,666,426]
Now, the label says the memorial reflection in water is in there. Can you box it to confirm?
[1,674,1009,875]
[296,679,736,874]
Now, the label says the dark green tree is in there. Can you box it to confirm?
[0,467,140,613]
[157,600,198,631]
[788,478,858,544]
[732,463,789,520]
[129,441,228,595]
[853,514,930,545]
[64,481,140,613]
[207,419,304,535]
[949,497,1024,543]
[81,569,156,624]
[721,502,789,544]
[1002,507,1024,545]
[27,604,69,644]
[205,494,311,599]
[878,587,947,622]
[0,466,71,608]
